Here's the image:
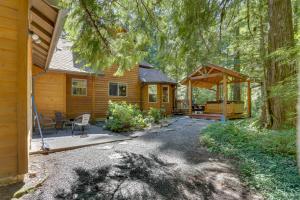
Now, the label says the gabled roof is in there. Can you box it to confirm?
[49,40,175,84]
[139,61,154,69]
[181,64,249,88]
[139,65,176,84]
[30,0,66,70]
[49,38,95,74]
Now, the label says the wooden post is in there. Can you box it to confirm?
[247,80,251,117]
[216,84,220,100]
[17,0,29,178]
[188,79,192,115]
[92,76,95,119]
[222,74,228,119]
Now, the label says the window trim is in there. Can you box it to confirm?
[108,82,128,97]
[148,84,157,103]
[162,85,169,103]
[71,78,87,96]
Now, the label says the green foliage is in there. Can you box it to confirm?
[147,107,163,124]
[200,121,300,199]
[192,88,216,104]
[60,0,299,128]
[60,0,160,73]
[105,101,146,132]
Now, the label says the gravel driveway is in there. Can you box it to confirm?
[21,117,260,200]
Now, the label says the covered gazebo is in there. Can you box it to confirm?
[180,64,251,120]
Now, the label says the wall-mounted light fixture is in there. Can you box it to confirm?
[29,31,41,44]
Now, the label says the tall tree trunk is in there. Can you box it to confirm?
[259,2,271,127]
[298,69,300,173]
[233,4,241,101]
[266,0,295,129]
[233,51,241,101]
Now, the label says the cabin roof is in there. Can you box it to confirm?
[180,64,249,89]
[49,39,176,84]
[49,38,95,74]
[139,61,154,69]
[30,0,66,70]
[139,67,177,84]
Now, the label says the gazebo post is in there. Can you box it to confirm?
[222,74,228,119]
[188,79,192,115]
[247,80,251,117]
[216,84,220,101]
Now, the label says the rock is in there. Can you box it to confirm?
[109,153,123,159]
[163,128,174,132]
[28,172,37,178]
[96,145,113,150]
[149,130,158,133]
[118,141,128,145]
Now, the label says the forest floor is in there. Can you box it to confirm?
[7,117,262,200]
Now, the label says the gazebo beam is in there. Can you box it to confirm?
[247,80,251,117]
[188,79,193,115]
[216,84,220,100]
[222,74,228,119]
[188,79,192,115]
[190,73,223,80]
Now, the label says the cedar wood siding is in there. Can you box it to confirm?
[34,66,175,120]
[66,65,140,119]
[141,84,175,115]
[94,65,140,118]
[33,66,66,118]
[0,0,30,184]
[66,74,94,118]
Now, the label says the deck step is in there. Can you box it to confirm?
[189,114,222,120]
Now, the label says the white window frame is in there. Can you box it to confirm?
[162,85,169,103]
[108,82,128,97]
[148,84,157,103]
[71,78,87,96]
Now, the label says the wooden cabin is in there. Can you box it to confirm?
[33,38,177,120]
[180,64,251,120]
[0,0,63,185]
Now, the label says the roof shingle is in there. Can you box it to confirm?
[139,67,176,84]
[49,38,93,74]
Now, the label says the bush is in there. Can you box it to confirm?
[105,101,147,132]
[200,121,300,200]
[147,107,163,123]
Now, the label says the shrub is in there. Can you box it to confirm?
[105,101,146,132]
[200,121,300,200]
[147,107,163,123]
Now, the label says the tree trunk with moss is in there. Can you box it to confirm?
[266,0,295,129]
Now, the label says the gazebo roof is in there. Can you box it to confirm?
[180,64,249,89]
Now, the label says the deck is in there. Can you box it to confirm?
[189,113,248,120]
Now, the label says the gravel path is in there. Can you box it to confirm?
[21,117,261,200]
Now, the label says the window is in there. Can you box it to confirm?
[148,85,157,103]
[72,79,87,96]
[162,85,169,103]
[109,82,127,97]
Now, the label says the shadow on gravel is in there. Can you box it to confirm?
[0,182,24,200]
[54,152,215,200]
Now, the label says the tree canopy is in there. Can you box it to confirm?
[61,0,299,129]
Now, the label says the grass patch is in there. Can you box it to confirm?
[200,120,300,200]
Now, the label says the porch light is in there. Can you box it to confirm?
[30,32,41,44]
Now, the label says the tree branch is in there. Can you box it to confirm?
[79,0,111,53]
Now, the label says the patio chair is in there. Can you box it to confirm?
[39,114,57,133]
[71,114,91,136]
[55,112,65,130]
